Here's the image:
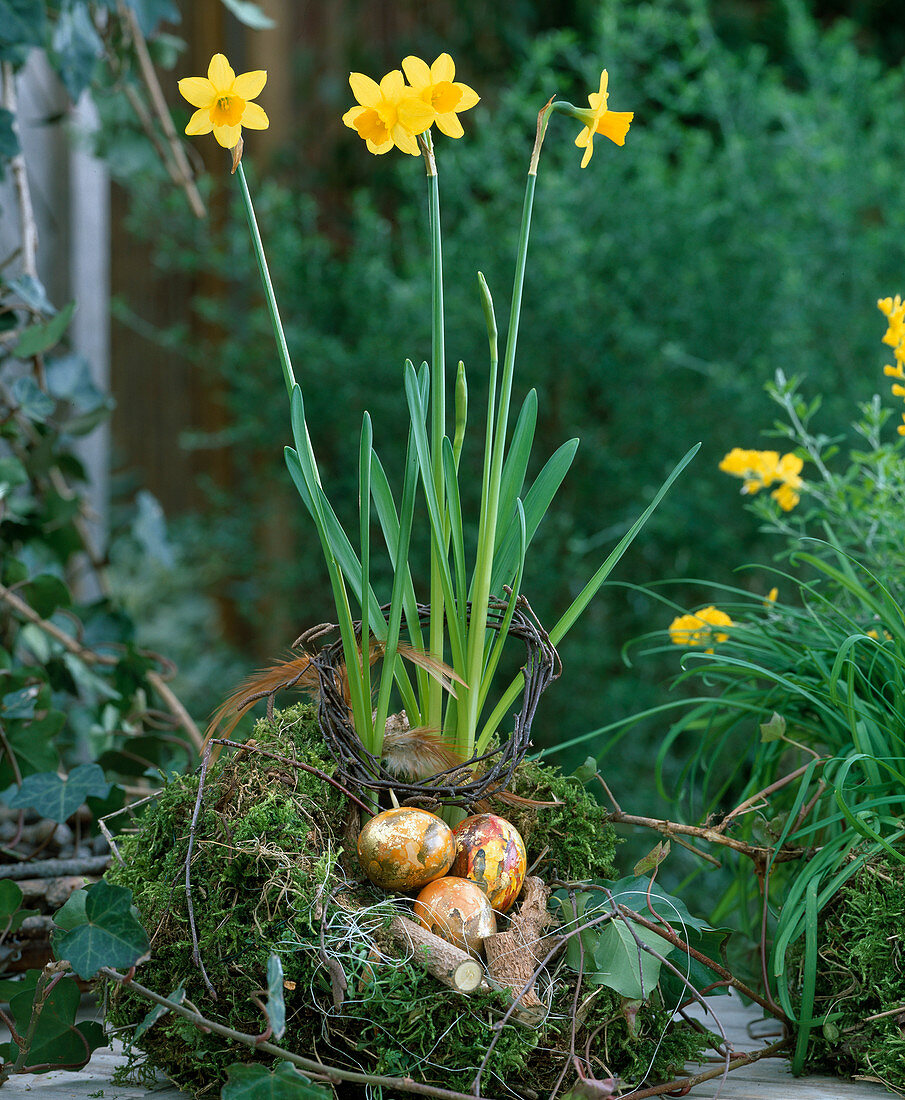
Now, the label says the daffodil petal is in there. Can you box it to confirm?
[233,69,267,100]
[581,143,594,168]
[178,76,215,108]
[342,105,366,130]
[401,55,431,90]
[574,126,591,149]
[379,69,406,99]
[213,122,242,148]
[366,136,394,155]
[596,110,633,146]
[349,72,381,108]
[208,53,235,91]
[434,111,464,138]
[185,107,214,135]
[241,102,269,129]
[453,82,479,110]
[391,124,421,155]
[397,96,434,134]
[431,53,455,82]
[596,70,609,98]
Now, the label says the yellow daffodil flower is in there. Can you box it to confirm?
[400,54,479,138]
[669,606,733,653]
[342,70,434,156]
[764,587,779,607]
[178,53,269,149]
[573,70,633,167]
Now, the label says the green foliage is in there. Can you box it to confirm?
[222,1062,330,1100]
[607,341,905,1072]
[5,763,109,823]
[0,968,106,1073]
[495,757,617,881]
[52,881,150,979]
[792,859,905,1090]
[101,704,707,1096]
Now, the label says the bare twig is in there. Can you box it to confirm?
[184,744,217,1000]
[100,967,497,1099]
[0,62,38,279]
[0,854,111,880]
[116,2,206,219]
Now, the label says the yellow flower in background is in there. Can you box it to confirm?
[669,606,734,653]
[342,70,434,155]
[573,70,634,167]
[879,295,905,434]
[720,448,803,510]
[401,54,479,138]
[764,587,779,606]
[178,53,268,149]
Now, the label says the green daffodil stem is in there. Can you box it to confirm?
[460,169,538,757]
[236,162,296,399]
[424,135,447,734]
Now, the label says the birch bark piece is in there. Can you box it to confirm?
[483,875,555,1012]
[384,914,488,993]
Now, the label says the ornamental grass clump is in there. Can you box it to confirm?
[566,300,905,1084]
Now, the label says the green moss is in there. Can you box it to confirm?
[492,757,618,882]
[105,706,698,1098]
[791,858,905,1090]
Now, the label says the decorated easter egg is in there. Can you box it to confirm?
[414,876,497,957]
[358,807,455,891]
[451,813,527,913]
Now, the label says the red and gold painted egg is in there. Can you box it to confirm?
[451,813,527,913]
[414,876,497,957]
[357,807,455,891]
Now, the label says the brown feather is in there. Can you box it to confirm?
[381,720,466,780]
[203,652,320,747]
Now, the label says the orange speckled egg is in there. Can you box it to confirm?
[414,876,497,957]
[358,808,455,891]
[451,813,527,913]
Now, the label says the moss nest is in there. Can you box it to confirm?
[106,704,709,1097]
[791,858,905,1093]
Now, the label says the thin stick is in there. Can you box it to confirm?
[1,62,38,279]
[117,2,206,219]
[184,744,217,1000]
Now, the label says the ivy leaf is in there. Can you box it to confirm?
[0,0,47,60]
[53,881,149,978]
[5,763,110,823]
[0,880,38,934]
[222,1061,332,1099]
[5,273,53,313]
[588,918,668,1000]
[22,572,71,618]
[0,713,60,788]
[266,954,286,1040]
[632,841,670,877]
[50,2,103,100]
[220,0,275,29]
[596,876,713,936]
[0,970,106,1071]
[760,712,787,742]
[118,0,180,36]
[2,684,40,719]
[133,983,185,1040]
[658,923,732,1005]
[14,301,75,358]
[12,376,55,422]
[0,456,29,497]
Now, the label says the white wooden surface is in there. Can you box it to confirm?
[0,992,895,1098]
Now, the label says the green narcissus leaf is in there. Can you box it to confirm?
[222,1061,332,1099]
[5,763,110,823]
[52,881,149,978]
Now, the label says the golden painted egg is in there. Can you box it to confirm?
[413,876,497,958]
[357,808,455,891]
[451,813,527,913]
